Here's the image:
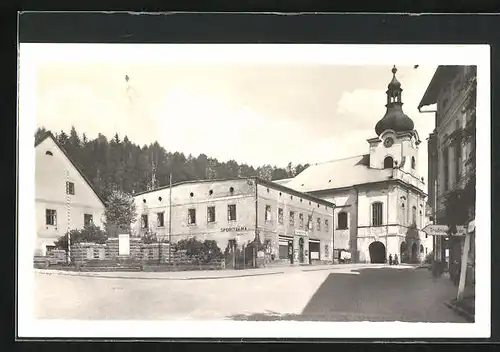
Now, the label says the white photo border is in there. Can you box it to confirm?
[18,43,491,339]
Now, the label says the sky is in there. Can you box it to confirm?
[32,45,438,181]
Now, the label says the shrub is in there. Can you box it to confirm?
[141,231,158,244]
[175,237,223,263]
[54,224,107,250]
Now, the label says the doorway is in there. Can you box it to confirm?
[299,237,304,263]
[369,241,386,264]
[411,243,418,263]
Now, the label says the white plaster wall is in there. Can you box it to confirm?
[35,137,105,255]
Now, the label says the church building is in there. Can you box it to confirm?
[280,66,432,264]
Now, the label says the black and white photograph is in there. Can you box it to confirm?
[17,38,490,339]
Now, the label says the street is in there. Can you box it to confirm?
[34,265,467,322]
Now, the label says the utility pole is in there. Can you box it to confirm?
[65,169,71,265]
[168,173,173,266]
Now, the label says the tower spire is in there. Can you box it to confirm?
[374,66,414,136]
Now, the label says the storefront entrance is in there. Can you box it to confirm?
[299,237,305,263]
[308,239,320,263]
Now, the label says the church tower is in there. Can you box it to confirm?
[368,66,421,176]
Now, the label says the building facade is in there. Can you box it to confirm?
[418,65,477,269]
[132,178,335,265]
[35,132,106,256]
[280,66,432,264]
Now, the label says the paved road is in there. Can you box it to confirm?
[34,266,466,322]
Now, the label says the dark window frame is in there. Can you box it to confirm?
[157,212,165,227]
[371,202,383,226]
[188,208,197,225]
[66,181,75,195]
[84,213,93,227]
[45,209,57,226]
[207,206,216,223]
[228,204,237,221]
[337,212,348,230]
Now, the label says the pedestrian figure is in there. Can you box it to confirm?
[389,254,393,265]
[394,254,399,265]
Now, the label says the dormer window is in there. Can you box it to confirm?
[411,156,416,169]
[45,151,53,156]
[383,156,394,169]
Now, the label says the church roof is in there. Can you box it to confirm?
[285,154,392,193]
[273,178,294,185]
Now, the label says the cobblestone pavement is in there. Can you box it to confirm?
[34,266,467,322]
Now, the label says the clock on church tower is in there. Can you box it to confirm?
[384,137,394,148]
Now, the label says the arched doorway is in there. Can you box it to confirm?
[298,237,304,263]
[400,242,407,263]
[411,243,418,263]
[369,241,386,264]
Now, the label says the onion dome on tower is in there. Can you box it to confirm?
[374,66,415,136]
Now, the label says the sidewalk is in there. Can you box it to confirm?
[34,263,414,281]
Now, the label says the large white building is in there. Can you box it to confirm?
[35,132,106,256]
[131,177,335,266]
[280,66,433,263]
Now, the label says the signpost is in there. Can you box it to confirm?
[422,224,467,236]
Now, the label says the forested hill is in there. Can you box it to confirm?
[35,126,310,201]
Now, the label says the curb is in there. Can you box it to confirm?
[36,269,286,281]
[444,301,475,322]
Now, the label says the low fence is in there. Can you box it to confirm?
[63,238,227,271]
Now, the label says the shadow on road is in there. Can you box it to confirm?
[228,267,468,323]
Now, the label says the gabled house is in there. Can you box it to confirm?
[34,132,106,256]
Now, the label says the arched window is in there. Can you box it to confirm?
[420,244,424,253]
[383,156,394,169]
[412,206,417,226]
[371,202,383,226]
[337,212,348,230]
[399,197,406,224]
[411,156,416,169]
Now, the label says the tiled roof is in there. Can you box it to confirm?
[285,154,392,193]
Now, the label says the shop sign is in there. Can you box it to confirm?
[294,229,308,237]
[221,226,248,232]
[422,224,466,236]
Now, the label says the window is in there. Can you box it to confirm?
[443,147,449,191]
[45,151,53,156]
[84,213,93,227]
[66,181,75,195]
[411,156,416,169]
[337,212,348,229]
[228,204,236,221]
[325,245,329,258]
[316,217,321,231]
[289,211,295,226]
[400,199,406,224]
[207,206,216,223]
[412,206,417,226]
[141,214,148,229]
[419,210,423,228]
[188,209,196,225]
[278,208,284,224]
[299,213,304,228]
[383,156,394,169]
[45,209,57,226]
[372,202,383,226]
[307,215,313,230]
[157,212,165,227]
[325,219,329,231]
[265,205,272,222]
